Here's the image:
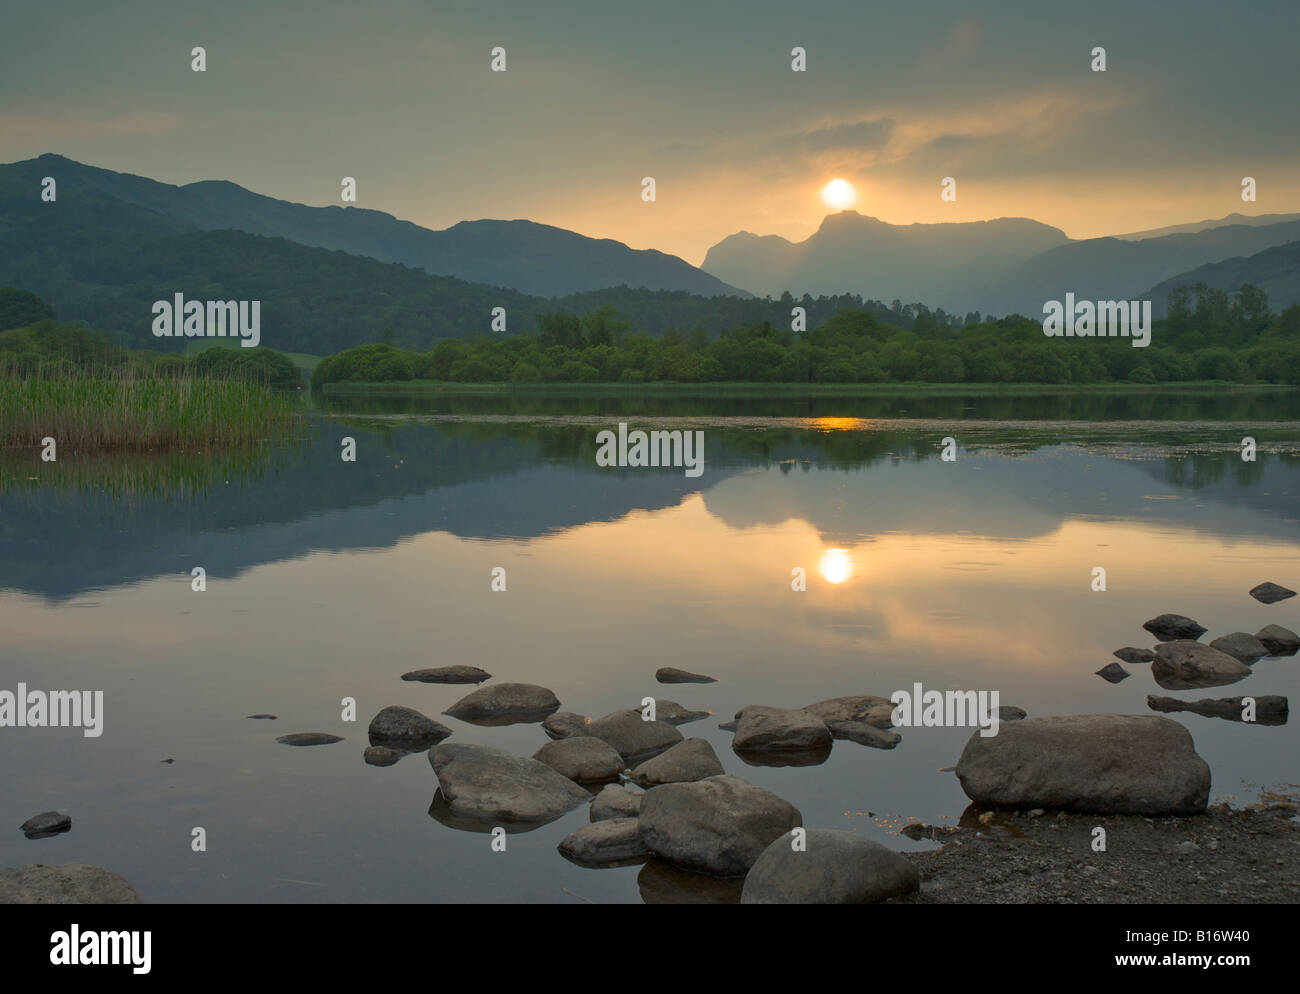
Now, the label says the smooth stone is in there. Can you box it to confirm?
[542,712,591,739]
[731,705,833,753]
[733,744,832,768]
[590,783,643,822]
[429,743,589,823]
[1256,624,1300,656]
[955,714,1210,815]
[637,859,744,905]
[717,719,739,732]
[443,683,561,725]
[363,746,402,767]
[426,792,555,835]
[1250,581,1296,605]
[639,699,711,725]
[1147,694,1288,725]
[20,812,71,839]
[401,665,491,684]
[586,709,683,761]
[276,732,344,746]
[655,667,717,684]
[638,775,802,877]
[1209,632,1270,663]
[1113,647,1154,664]
[0,864,142,904]
[825,719,901,749]
[532,736,625,783]
[741,829,920,904]
[1152,641,1252,690]
[368,705,452,746]
[804,695,897,729]
[246,713,277,719]
[557,818,647,867]
[1096,662,1130,683]
[629,738,725,787]
[1142,613,1207,642]
[995,705,1028,721]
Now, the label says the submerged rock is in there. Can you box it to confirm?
[1147,694,1288,725]
[638,775,802,877]
[1113,647,1154,664]
[1250,581,1296,605]
[1143,614,1207,642]
[741,829,920,904]
[368,705,452,747]
[532,736,625,783]
[443,683,561,726]
[637,859,745,905]
[558,818,647,867]
[1152,641,1252,690]
[401,665,491,684]
[429,743,589,823]
[825,720,901,749]
[1256,624,1300,656]
[590,783,643,822]
[955,714,1210,815]
[276,732,344,746]
[20,812,71,839]
[1209,632,1270,664]
[804,695,896,729]
[246,713,277,720]
[1096,662,1130,683]
[541,712,591,739]
[655,667,717,684]
[586,709,683,761]
[0,864,141,904]
[363,746,402,767]
[731,705,833,753]
[629,738,725,787]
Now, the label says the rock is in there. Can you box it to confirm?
[590,784,643,822]
[637,775,802,876]
[995,706,1028,721]
[717,719,739,732]
[637,859,744,904]
[629,738,725,787]
[401,665,491,684]
[429,743,590,823]
[1147,694,1288,725]
[246,713,277,719]
[557,819,647,867]
[955,714,1210,815]
[541,712,591,739]
[20,812,71,839]
[1152,641,1252,690]
[740,829,920,904]
[1250,581,1296,605]
[825,720,901,749]
[363,746,402,766]
[732,705,833,753]
[442,683,561,726]
[640,699,711,725]
[532,736,625,783]
[1113,647,1154,664]
[1209,632,1270,664]
[0,864,142,904]
[367,705,452,746]
[1096,662,1130,683]
[655,667,717,684]
[1256,624,1300,656]
[586,709,683,761]
[804,695,897,729]
[1143,614,1207,642]
[276,732,344,746]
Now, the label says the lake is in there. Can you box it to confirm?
[2,388,1298,903]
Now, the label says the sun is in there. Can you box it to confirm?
[820,178,857,210]
[818,548,854,584]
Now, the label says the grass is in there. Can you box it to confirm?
[0,363,299,452]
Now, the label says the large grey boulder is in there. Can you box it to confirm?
[740,829,919,904]
[732,705,832,752]
[638,775,802,876]
[955,714,1210,815]
[1143,614,1207,641]
[1256,624,1300,656]
[557,819,647,867]
[629,738,724,787]
[804,695,897,729]
[590,783,643,822]
[586,709,683,760]
[429,743,589,823]
[368,705,451,746]
[0,864,142,904]
[532,736,625,783]
[1151,641,1252,690]
[442,683,561,725]
[1209,632,1270,663]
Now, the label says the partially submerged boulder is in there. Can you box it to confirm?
[825,720,901,749]
[731,705,833,753]
[586,709,683,761]
[655,667,717,684]
[557,819,647,867]
[368,705,451,747]
[1143,614,1207,642]
[532,736,624,783]
[804,695,896,729]
[1209,632,1270,664]
[1249,581,1296,605]
[443,683,561,726]
[1256,624,1300,656]
[638,699,711,725]
[590,783,643,822]
[1151,641,1252,690]
[1095,662,1130,683]
[1113,647,1154,664]
[541,712,591,740]
[0,864,142,904]
[276,732,344,747]
[628,738,725,787]
[401,665,491,684]
[1147,694,1288,726]
[740,829,919,904]
[429,743,589,823]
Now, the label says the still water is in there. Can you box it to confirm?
[2,390,1298,902]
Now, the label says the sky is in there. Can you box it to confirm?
[3,0,1298,265]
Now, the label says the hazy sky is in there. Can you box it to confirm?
[3,0,1297,264]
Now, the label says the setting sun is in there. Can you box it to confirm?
[820,178,857,210]
[818,548,854,584]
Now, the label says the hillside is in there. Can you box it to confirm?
[1144,240,1300,316]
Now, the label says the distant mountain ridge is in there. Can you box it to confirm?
[16,154,749,299]
[1143,240,1300,316]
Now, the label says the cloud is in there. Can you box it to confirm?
[0,112,184,145]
